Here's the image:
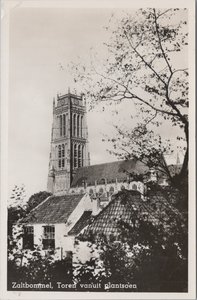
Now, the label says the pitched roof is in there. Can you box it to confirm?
[71,159,149,187]
[23,194,84,224]
[82,189,182,238]
[68,211,92,236]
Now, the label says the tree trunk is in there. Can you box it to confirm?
[180,122,188,179]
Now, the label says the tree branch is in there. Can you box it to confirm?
[156,9,172,20]
[153,9,173,75]
[92,67,179,118]
[123,29,167,86]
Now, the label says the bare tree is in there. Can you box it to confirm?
[71,8,188,183]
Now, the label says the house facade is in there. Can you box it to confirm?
[18,193,93,260]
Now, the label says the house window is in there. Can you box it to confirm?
[23,226,34,250]
[43,226,55,250]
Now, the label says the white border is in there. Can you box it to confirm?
[0,0,196,299]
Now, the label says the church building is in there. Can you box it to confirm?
[47,91,152,203]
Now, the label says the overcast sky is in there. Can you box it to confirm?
[8,6,186,199]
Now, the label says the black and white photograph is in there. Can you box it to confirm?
[1,0,196,299]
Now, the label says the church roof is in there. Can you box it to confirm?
[68,210,92,236]
[81,189,182,239]
[71,159,149,188]
[22,194,84,224]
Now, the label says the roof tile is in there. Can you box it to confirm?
[23,194,84,224]
[82,190,182,238]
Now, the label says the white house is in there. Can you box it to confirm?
[18,193,94,260]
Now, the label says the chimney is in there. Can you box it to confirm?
[92,196,99,216]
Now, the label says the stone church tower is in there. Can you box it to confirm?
[47,91,90,194]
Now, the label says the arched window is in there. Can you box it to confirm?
[81,116,83,137]
[81,145,84,167]
[78,145,81,167]
[60,115,62,136]
[61,144,65,168]
[66,113,68,136]
[63,114,66,136]
[98,187,104,196]
[62,158,65,168]
[89,188,94,196]
[62,144,65,157]
[121,185,125,190]
[73,114,76,136]
[58,159,61,168]
[58,145,66,169]
[74,144,77,168]
[58,145,61,158]
[109,186,114,196]
[77,115,80,137]
[132,183,137,190]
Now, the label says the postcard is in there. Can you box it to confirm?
[0,0,196,299]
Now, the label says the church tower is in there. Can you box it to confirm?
[47,91,90,194]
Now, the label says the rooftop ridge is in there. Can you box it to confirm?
[76,158,137,170]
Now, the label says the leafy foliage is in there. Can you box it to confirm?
[8,246,72,290]
[75,186,187,292]
[26,191,52,213]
